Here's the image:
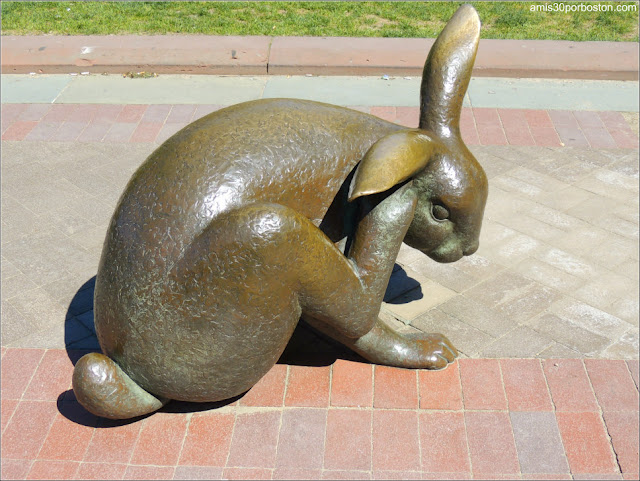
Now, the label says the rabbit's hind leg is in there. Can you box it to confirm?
[73,352,168,420]
[175,202,384,340]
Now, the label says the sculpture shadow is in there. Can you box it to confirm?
[384,264,424,304]
[60,263,423,422]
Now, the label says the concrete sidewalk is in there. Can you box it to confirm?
[2,35,639,80]
[2,74,639,113]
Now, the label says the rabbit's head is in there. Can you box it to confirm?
[349,4,487,264]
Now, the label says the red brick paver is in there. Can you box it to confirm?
[178,412,234,467]
[372,410,420,471]
[238,364,287,407]
[330,360,373,408]
[603,411,640,476]
[465,411,520,476]
[324,409,371,471]
[501,358,553,411]
[276,409,327,470]
[373,365,418,409]
[1,349,638,479]
[2,104,637,149]
[419,411,470,474]
[542,359,599,412]
[226,411,281,468]
[459,358,508,410]
[418,362,463,410]
[556,412,618,474]
[129,412,189,466]
[285,365,331,407]
[585,359,639,412]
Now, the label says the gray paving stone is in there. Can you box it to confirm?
[449,253,505,281]
[575,172,638,204]
[497,213,566,244]
[437,294,514,338]
[549,224,617,260]
[511,258,585,295]
[592,215,639,241]
[465,270,561,325]
[477,231,544,266]
[549,297,632,340]
[412,308,495,357]
[6,321,67,349]
[534,246,598,280]
[601,329,640,359]
[44,209,97,238]
[608,150,640,178]
[526,202,587,233]
[0,270,39,300]
[616,258,640,282]
[68,225,108,251]
[408,255,481,293]
[1,301,36,346]
[573,271,634,311]
[483,187,522,221]
[508,166,571,193]
[492,174,546,199]
[549,158,601,184]
[478,326,554,358]
[1,236,70,287]
[0,195,60,246]
[527,313,616,357]
[6,287,69,332]
[41,274,94,319]
[469,148,516,178]
[510,412,570,474]
[0,257,21,281]
[396,243,425,266]
[536,189,595,217]
[75,310,96,335]
[536,342,583,359]
[607,298,639,328]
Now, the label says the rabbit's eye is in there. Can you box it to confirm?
[432,204,449,221]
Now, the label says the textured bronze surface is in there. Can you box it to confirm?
[73,4,487,419]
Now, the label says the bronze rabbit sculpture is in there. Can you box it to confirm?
[73,4,487,419]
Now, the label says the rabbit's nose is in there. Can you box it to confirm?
[463,242,479,256]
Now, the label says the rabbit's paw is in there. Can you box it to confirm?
[405,332,458,370]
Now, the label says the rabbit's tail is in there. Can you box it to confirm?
[419,4,481,137]
[72,352,168,419]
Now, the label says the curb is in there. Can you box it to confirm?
[2,35,638,80]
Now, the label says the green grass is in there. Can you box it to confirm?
[1,1,638,41]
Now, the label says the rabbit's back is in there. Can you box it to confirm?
[110,99,400,268]
[93,98,401,401]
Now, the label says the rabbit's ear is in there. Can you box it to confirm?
[419,4,480,138]
[348,130,439,202]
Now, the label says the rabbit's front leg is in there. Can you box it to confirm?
[306,182,458,369]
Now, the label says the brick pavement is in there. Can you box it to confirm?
[3,102,637,359]
[1,347,638,480]
[2,104,639,149]
[1,99,638,480]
